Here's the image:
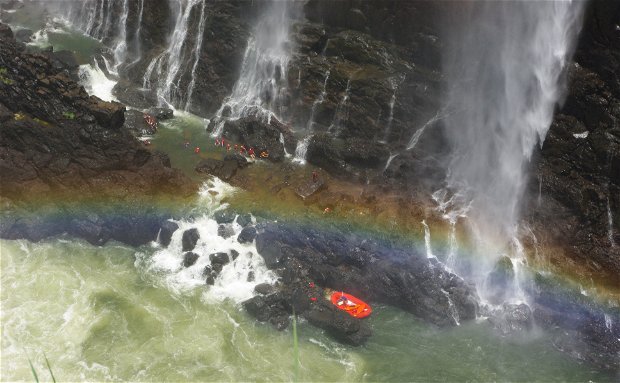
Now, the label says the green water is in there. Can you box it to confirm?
[1,239,614,382]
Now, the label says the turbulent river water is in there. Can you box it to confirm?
[1,4,618,383]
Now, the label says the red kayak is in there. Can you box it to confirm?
[330,292,372,318]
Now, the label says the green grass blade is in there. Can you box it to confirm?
[43,353,56,383]
[26,355,39,383]
[292,308,299,382]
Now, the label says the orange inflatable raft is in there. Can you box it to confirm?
[330,292,372,318]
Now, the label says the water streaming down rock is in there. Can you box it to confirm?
[439,1,586,302]
[210,1,300,137]
[142,0,207,110]
[306,69,330,131]
[111,0,129,74]
[327,79,351,136]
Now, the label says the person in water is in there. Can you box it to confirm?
[312,171,318,183]
[248,147,255,159]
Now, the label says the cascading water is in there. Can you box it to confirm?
[327,79,351,136]
[306,69,330,131]
[111,0,129,74]
[440,1,586,302]
[142,0,207,110]
[210,0,299,137]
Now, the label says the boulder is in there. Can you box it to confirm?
[0,23,13,40]
[254,283,276,295]
[181,228,200,251]
[146,107,173,120]
[295,177,326,200]
[158,220,179,247]
[214,209,236,224]
[214,116,292,162]
[209,252,230,266]
[237,226,257,244]
[82,96,125,129]
[217,224,235,239]
[230,249,239,260]
[485,256,515,304]
[236,213,253,227]
[14,28,32,43]
[183,252,200,267]
[195,156,247,180]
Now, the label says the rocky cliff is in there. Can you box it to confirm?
[0,23,197,245]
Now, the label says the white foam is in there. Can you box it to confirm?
[573,131,589,139]
[78,61,117,102]
[139,180,276,303]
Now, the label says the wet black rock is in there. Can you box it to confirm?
[237,226,256,244]
[14,28,32,43]
[158,220,179,247]
[124,109,156,137]
[146,107,173,120]
[112,81,158,110]
[181,228,200,251]
[195,154,249,181]
[295,177,326,200]
[485,256,515,305]
[254,221,479,330]
[182,252,200,268]
[230,249,239,260]
[243,292,291,331]
[212,116,293,162]
[209,252,230,266]
[214,209,236,224]
[235,213,252,227]
[527,272,620,371]
[217,224,235,239]
[254,283,275,295]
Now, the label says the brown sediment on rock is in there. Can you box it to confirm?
[0,23,197,202]
[0,23,197,245]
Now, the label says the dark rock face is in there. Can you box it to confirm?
[146,107,174,120]
[237,226,257,244]
[195,154,249,180]
[158,220,179,247]
[208,116,293,162]
[217,224,235,239]
[181,228,200,252]
[524,0,620,289]
[183,252,200,268]
[485,256,515,305]
[526,273,620,371]
[0,25,195,202]
[253,221,478,329]
[13,28,32,43]
[209,252,230,266]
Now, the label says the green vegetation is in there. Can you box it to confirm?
[62,111,76,120]
[25,351,56,383]
[0,67,13,85]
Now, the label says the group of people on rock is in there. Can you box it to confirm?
[143,113,158,133]
[214,137,269,159]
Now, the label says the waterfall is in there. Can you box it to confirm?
[111,0,129,74]
[184,0,207,111]
[438,1,585,301]
[210,0,299,137]
[142,0,207,110]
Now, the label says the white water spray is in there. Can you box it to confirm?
[210,1,299,136]
[439,1,585,301]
